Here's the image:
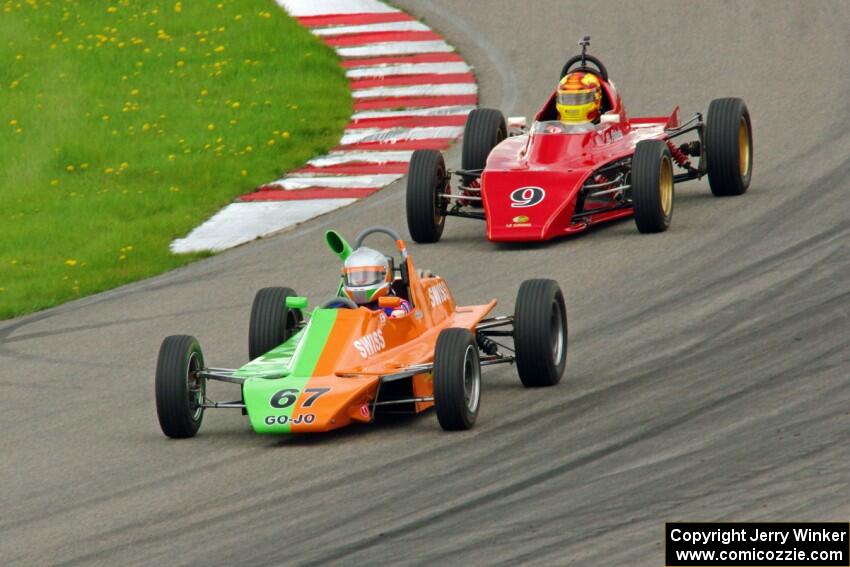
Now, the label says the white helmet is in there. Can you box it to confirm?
[342,247,392,305]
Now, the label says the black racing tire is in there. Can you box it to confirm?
[632,139,674,234]
[706,97,753,196]
[514,279,568,387]
[248,287,302,360]
[406,149,447,244]
[433,328,481,431]
[461,107,506,191]
[155,335,205,439]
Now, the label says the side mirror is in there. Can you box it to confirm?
[378,296,402,309]
[507,116,528,136]
[285,296,308,310]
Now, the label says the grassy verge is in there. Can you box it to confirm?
[0,0,351,319]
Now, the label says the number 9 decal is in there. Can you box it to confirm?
[510,186,545,208]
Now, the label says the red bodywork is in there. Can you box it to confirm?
[482,80,680,241]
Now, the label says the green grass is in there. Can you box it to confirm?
[0,0,352,319]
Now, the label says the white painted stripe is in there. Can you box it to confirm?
[269,174,403,189]
[337,41,453,58]
[340,126,464,145]
[353,83,477,99]
[346,61,471,78]
[276,0,398,17]
[308,151,414,166]
[171,200,356,253]
[352,105,475,120]
[313,21,429,36]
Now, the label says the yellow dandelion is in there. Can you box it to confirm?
[176,60,185,67]
[168,154,176,161]
[50,179,60,186]
[214,45,225,53]
[65,259,78,267]
[282,131,290,139]
[66,164,75,173]
[241,169,248,176]
[207,123,215,131]
[9,119,17,125]
[174,2,182,13]
[130,88,139,96]
[267,139,276,146]
[231,102,240,109]
[107,6,117,13]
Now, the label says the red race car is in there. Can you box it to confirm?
[406,37,753,243]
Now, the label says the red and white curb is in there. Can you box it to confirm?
[170,0,477,253]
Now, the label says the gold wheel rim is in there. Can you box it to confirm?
[738,117,750,177]
[659,156,673,216]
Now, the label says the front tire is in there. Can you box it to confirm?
[156,335,205,438]
[249,287,301,360]
[433,328,481,430]
[706,97,752,196]
[514,279,568,387]
[632,139,674,233]
[406,149,447,243]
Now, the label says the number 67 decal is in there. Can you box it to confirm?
[510,186,545,208]
[269,387,330,409]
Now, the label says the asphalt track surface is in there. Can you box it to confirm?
[2,2,849,565]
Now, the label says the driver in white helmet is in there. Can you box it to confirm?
[342,247,410,318]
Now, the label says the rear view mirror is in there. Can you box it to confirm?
[378,296,402,309]
[285,296,308,310]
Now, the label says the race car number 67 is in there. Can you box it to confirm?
[510,186,545,208]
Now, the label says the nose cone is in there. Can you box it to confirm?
[482,168,591,241]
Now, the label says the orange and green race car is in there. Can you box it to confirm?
[155,226,568,438]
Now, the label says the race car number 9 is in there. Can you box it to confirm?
[510,186,545,208]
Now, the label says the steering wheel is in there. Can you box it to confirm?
[318,296,358,310]
[560,54,608,82]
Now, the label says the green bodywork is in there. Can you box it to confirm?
[238,307,339,433]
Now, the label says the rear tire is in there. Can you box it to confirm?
[461,108,506,205]
[406,149,447,243]
[156,335,205,439]
[249,287,301,360]
[632,140,674,233]
[514,279,568,387]
[433,328,481,430]
[706,97,752,196]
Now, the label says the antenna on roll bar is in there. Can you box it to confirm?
[579,36,591,66]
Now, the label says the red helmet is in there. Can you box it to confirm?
[556,71,602,123]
